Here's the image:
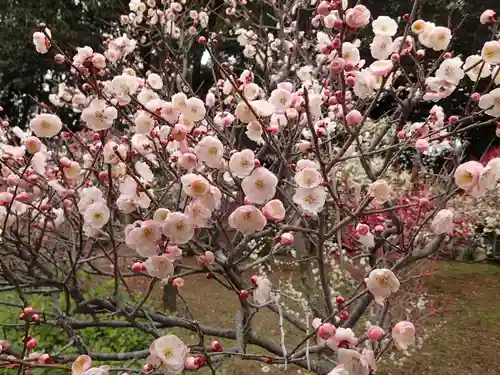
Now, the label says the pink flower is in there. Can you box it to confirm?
[367,179,390,204]
[145,256,174,280]
[204,251,215,265]
[345,5,371,29]
[262,199,285,221]
[454,161,484,190]
[163,246,183,262]
[294,167,323,188]
[415,138,429,153]
[367,326,385,341]
[162,212,195,244]
[430,209,454,234]
[194,136,224,169]
[72,355,92,375]
[254,276,271,304]
[392,321,415,350]
[327,328,358,349]
[365,268,400,305]
[125,220,162,257]
[241,167,278,204]
[345,110,363,126]
[228,205,267,234]
[317,322,336,340]
[280,232,294,246]
[337,348,369,375]
[148,335,189,374]
[480,9,496,25]
[229,149,255,178]
[173,277,185,288]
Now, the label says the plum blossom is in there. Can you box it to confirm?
[162,212,195,244]
[428,26,452,51]
[33,29,51,54]
[345,5,370,29]
[392,321,416,350]
[368,179,391,204]
[372,16,398,37]
[337,349,369,375]
[83,202,110,229]
[241,167,278,204]
[294,167,323,188]
[482,41,500,64]
[370,36,392,60]
[228,205,267,234]
[148,335,189,374]
[125,220,161,257]
[30,114,62,138]
[180,173,210,197]
[145,256,174,280]
[435,57,464,85]
[328,328,358,349]
[229,149,255,178]
[81,99,118,131]
[147,72,163,89]
[72,355,92,375]
[478,88,500,117]
[195,136,224,168]
[365,268,400,305]
[262,199,285,221]
[254,276,271,304]
[463,55,491,81]
[454,161,484,191]
[293,187,326,213]
[431,209,454,234]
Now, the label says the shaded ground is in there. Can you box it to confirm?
[144,261,500,375]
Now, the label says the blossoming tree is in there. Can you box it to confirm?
[1,0,500,374]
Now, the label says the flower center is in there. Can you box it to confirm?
[164,347,173,358]
[255,179,265,189]
[93,212,103,220]
[304,194,315,204]
[40,121,51,129]
[175,221,185,232]
[495,97,500,105]
[191,180,206,195]
[376,275,390,287]
[143,227,153,238]
[208,147,218,156]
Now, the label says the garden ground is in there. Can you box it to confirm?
[166,260,500,375]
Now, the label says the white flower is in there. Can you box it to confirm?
[147,73,163,89]
[411,20,426,34]
[108,74,140,105]
[243,83,261,100]
[368,179,391,204]
[254,276,271,304]
[293,187,326,213]
[370,36,392,60]
[246,122,264,144]
[418,22,436,48]
[365,268,400,305]
[482,41,500,64]
[135,161,154,182]
[353,69,376,99]
[83,202,110,229]
[428,26,452,51]
[235,100,274,123]
[435,57,464,85]
[145,256,174,279]
[194,136,224,168]
[229,149,255,178]
[269,88,292,113]
[372,16,398,37]
[183,97,206,122]
[337,349,369,375]
[172,92,188,111]
[345,5,370,29]
[81,99,118,131]
[294,167,323,188]
[431,209,454,234]
[478,88,500,117]
[241,167,278,204]
[185,200,212,227]
[162,212,195,244]
[117,176,151,212]
[180,173,210,197]
[134,111,155,134]
[148,335,189,374]
[463,55,491,81]
[78,187,105,213]
[342,42,360,64]
[153,208,171,222]
[228,205,267,234]
[29,114,62,138]
[296,159,320,171]
[64,161,82,180]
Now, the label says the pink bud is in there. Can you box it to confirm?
[336,296,345,304]
[331,38,341,49]
[333,19,344,30]
[173,277,185,288]
[14,192,29,202]
[443,52,452,59]
[63,199,73,209]
[345,110,362,127]
[31,314,40,323]
[448,115,458,124]
[415,138,429,153]
[345,76,356,87]
[39,353,50,363]
[356,224,369,236]
[480,9,497,25]
[185,356,199,371]
[471,92,481,102]
[391,53,400,62]
[344,61,356,72]
[418,197,429,206]
[26,338,37,350]
[317,1,330,16]
[210,340,223,352]
[330,57,345,73]
[280,232,294,246]
[374,225,384,232]
[317,323,336,340]
[131,262,143,273]
[143,364,153,373]
[238,290,249,300]
[397,130,406,139]
[24,307,34,315]
[416,49,425,58]
[254,159,261,168]
[316,128,326,137]
[204,251,215,265]
[91,133,100,142]
[198,36,207,45]
[367,326,385,341]
[244,198,252,205]
[339,310,349,320]
[250,275,258,285]
[54,54,65,64]
[299,141,311,153]
[1,121,9,127]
